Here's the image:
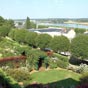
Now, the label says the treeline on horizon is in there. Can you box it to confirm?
[14,18,88,24]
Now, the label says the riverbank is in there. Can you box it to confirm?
[64,21,88,26]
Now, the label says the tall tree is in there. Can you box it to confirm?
[25,17,31,29]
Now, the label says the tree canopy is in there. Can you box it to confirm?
[9,29,28,43]
[74,28,86,34]
[36,34,52,49]
[25,17,31,29]
[0,16,5,26]
[50,36,70,53]
[25,31,38,47]
[71,34,88,60]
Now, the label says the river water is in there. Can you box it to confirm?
[39,23,88,29]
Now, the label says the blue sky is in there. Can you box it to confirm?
[0,0,88,19]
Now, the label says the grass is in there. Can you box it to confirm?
[29,69,81,88]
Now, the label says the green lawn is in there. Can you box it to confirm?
[29,69,81,88]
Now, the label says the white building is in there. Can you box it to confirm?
[32,28,76,40]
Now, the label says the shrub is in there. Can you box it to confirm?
[0,68,21,88]
[49,58,58,69]
[53,53,68,62]
[26,49,47,70]
[57,59,69,69]
[76,64,88,73]
[48,57,69,69]
[5,68,31,82]
[49,53,69,69]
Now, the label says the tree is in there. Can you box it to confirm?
[5,19,15,28]
[36,34,52,49]
[13,29,28,43]
[74,28,86,34]
[71,34,88,60]
[0,16,14,28]
[18,22,23,26]
[25,31,38,47]
[0,16,5,26]
[50,36,70,52]
[0,25,11,37]
[30,22,36,29]
[25,17,31,29]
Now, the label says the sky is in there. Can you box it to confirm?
[0,0,88,19]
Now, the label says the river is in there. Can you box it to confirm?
[38,23,88,29]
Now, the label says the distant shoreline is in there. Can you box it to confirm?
[64,22,88,26]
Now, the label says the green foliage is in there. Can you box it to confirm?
[0,37,32,67]
[38,25,49,28]
[0,25,11,37]
[36,34,52,49]
[8,29,16,40]
[48,58,58,69]
[18,22,23,25]
[76,64,88,73]
[47,53,69,69]
[57,59,68,68]
[26,49,47,70]
[74,28,86,34]
[25,31,38,47]
[25,17,36,29]
[25,17,31,29]
[5,68,30,82]
[0,38,17,57]
[0,37,31,57]
[71,34,88,59]
[50,36,70,52]
[13,29,28,43]
[5,19,15,28]
[80,72,88,84]
[0,68,21,88]
[30,21,36,29]
[0,16,15,30]
[53,53,68,62]
[0,16,5,26]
